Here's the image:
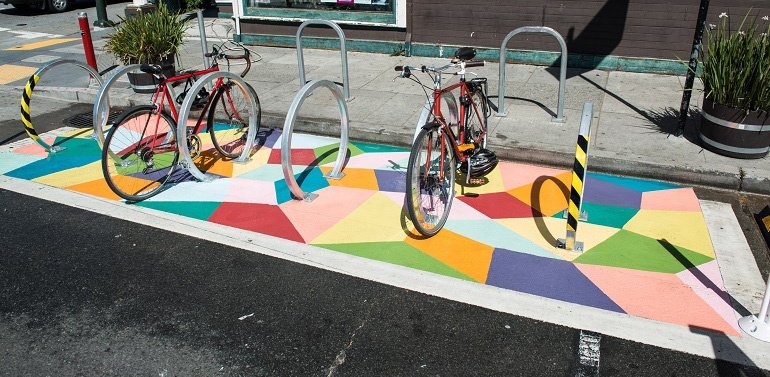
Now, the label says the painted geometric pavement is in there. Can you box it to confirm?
[0,127,740,336]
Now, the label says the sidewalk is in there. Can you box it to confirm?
[179,18,770,195]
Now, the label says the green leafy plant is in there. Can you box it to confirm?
[105,3,189,64]
[700,11,770,112]
[184,0,205,11]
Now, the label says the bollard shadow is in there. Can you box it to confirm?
[688,325,765,376]
[659,239,751,317]
[530,175,569,247]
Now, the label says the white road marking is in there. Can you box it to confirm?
[576,330,601,377]
[22,54,62,64]
[7,30,63,39]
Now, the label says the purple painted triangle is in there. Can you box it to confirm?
[583,176,642,209]
[486,248,625,313]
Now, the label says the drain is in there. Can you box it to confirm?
[66,109,122,129]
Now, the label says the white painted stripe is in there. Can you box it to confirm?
[0,175,768,368]
[576,330,601,377]
[0,27,10,32]
[7,30,62,39]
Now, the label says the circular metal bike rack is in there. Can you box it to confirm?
[296,19,353,102]
[282,79,349,202]
[414,92,459,141]
[176,71,260,182]
[20,59,103,152]
[92,64,179,147]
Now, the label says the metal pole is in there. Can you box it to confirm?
[197,10,211,69]
[77,13,98,71]
[677,0,710,136]
[558,102,592,252]
[93,0,113,27]
[296,19,352,102]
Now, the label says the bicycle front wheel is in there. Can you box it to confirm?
[406,126,456,237]
[207,81,261,159]
[101,106,179,202]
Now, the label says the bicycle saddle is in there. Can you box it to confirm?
[139,64,163,75]
[453,47,477,62]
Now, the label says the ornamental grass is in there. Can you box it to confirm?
[700,12,770,113]
[105,3,188,65]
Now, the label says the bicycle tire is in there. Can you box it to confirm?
[207,81,261,159]
[406,126,456,237]
[464,88,488,148]
[101,106,179,202]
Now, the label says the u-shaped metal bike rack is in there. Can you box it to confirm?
[20,59,103,152]
[497,26,567,123]
[176,71,260,182]
[282,79,349,202]
[296,19,352,102]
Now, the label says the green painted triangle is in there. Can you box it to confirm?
[574,229,713,274]
[318,241,475,282]
[313,143,364,165]
[352,141,409,153]
[135,201,222,220]
[581,202,639,229]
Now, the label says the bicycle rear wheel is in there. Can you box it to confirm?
[207,81,261,159]
[465,88,488,148]
[406,126,456,237]
[101,106,179,202]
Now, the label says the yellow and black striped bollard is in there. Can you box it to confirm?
[558,102,593,252]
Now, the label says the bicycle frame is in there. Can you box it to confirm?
[427,73,487,181]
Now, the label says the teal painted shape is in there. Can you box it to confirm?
[274,167,329,204]
[5,136,101,179]
[587,172,680,192]
[135,201,222,221]
[237,164,302,182]
[352,141,409,153]
[238,34,692,75]
[581,202,639,229]
[0,152,44,175]
[444,219,561,260]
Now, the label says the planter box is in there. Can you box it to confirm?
[699,98,770,159]
[127,56,176,94]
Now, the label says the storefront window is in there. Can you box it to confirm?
[244,0,396,25]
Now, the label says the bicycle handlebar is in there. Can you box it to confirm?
[395,60,484,78]
[206,47,251,77]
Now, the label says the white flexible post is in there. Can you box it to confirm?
[739,276,770,342]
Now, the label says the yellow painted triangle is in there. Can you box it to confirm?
[319,166,379,191]
[623,209,715,258]
[311,192,406,244]
[33,160,103,187]
[231,147,271,177]
[405,228,494,283]
[455,165,505,194]
[508,171,571,217]
[497,217,620,261]
[6,38,79,51]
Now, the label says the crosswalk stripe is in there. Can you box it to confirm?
[0,64,37,85]
[5,38,79,51]
[7,30,63,39]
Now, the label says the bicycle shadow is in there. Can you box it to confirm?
[193,127,273,173]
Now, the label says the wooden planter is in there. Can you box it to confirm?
[127,55,176,94]
[699,98,770,159]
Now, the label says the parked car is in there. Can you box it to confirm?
[1,0,72,13]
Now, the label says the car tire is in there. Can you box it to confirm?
[47,0,69,12]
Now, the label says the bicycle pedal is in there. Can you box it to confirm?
[458,143,475,152]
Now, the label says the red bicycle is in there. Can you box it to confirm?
[395,47,496,237]
[101,46,259,201]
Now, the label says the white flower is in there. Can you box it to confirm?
[719,12,728,18]
[762,33,768,37]
[709,23,717,29]
[738,31,745,35]
[763,16,769,21]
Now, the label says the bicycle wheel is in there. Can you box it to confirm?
[207,81,261,159]
[464,88,488,148]
[101,106,179,202]
[406,126,456,237]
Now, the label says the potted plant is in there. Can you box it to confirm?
[106,3,189,93]
[698,12,770,159]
